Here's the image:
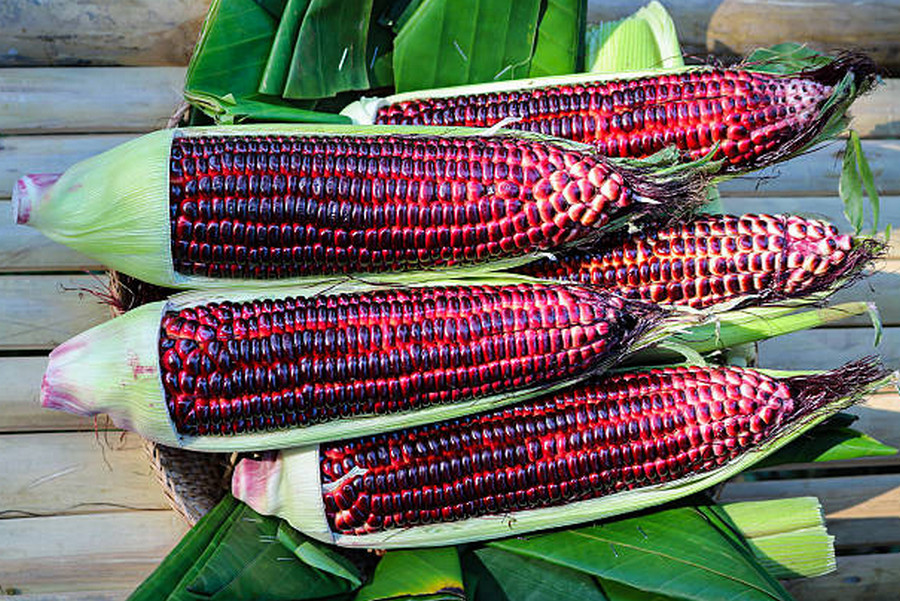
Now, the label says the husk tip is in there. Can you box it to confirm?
[12,173,61,225]
[41,337,100,416]
[232,453,281,515]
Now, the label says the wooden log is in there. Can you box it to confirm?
[0,68,186,135]
[0,432,170,516]
[0,275,111,351]
[0,0,210,67]
[0,202,101,272]
[0,134,137,200]
[757,326,900,371]
[586,0,900,73]
[0,511,187,594]
[0,357,95,432]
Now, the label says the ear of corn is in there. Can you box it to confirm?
[40,279,683,452]
[231,358,889,548]
[515,213,886,309]
[343,53,876,173]
[14,124,708,289]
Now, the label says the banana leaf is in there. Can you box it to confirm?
[184,0,350,123]
[392,0,542,92]
[258,0,312,95]
[283,0,375,99]
[489,504,793,601]
[354,547,464,601]
[528,0,586,77]
[754,425,897,469]
[466,547,609,601]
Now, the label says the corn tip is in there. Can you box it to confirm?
[12,173,61,226]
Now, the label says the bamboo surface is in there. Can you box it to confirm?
[1,6,900,598]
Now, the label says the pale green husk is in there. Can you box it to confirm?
[722,497,836,579]
[232,370,884,548]
[585,0,684,73]
[17,129,173,284]
[41,275,693,452]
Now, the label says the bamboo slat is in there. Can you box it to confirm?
[0,134,137,200]
[0,357,95,432]
[0,432,170,517]
[0,511,188,595]
[717,139,900,197]
[0,68,186,135]
[758,326,900,371]
[787,553,900,601]
[587,0,900,73]
[0,275,111,351]
[722,474,900,550]
[0,201,101,272]
[0,0,210,67]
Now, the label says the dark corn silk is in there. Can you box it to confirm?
[157,283,654,436]
[319,365,795,534]
[168,133,647,279]
[375,69,833,168]
[517,214,869,309]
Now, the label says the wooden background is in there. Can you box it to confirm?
[0,1,898,598]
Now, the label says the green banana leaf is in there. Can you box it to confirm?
[490,504,793,601]
[258,0,311,95]
[355,548,464,601]
[466,547,609,601]
[754,426,897,469]
[392,0,542,92]
[283,0,375,99]
[184,0,350,123]
[528,0,586,77]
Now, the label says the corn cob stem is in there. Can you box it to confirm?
[516,213,886,309]
[14,125,707,289]
[232,358,889,548]
[41,279,676,452]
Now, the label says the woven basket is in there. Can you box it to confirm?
[108,271,233,525]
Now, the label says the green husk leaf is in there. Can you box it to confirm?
[392,0,541,92]
[491,504,792,601]
[743,43,833,74]
[850,130,882,233]
[466,547,608,601]
[754,426,897,469]
[528,0,585,77]
[128,495,242,601]
[630,302,870,364]
[283,0,375,99]
[277,524,364,587]
[184,0,346,123]
[355,548,464,601]
[841,134,866,234]
[746,527,835,580]
[866,301,884,346]
[585,1,683,73]
[258,0,311,95]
